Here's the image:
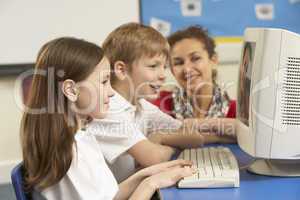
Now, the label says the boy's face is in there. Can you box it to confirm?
[130,54,167,100]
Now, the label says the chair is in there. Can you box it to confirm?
[11,163,31,200]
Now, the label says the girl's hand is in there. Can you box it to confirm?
[145,166,197,190]
[128,162,196,199]
[139,159,193,177]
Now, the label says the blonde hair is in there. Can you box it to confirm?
[103,22,170,83]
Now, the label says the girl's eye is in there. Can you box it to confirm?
[102,80,108,84]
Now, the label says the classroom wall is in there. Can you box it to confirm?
[0,0,139,64]
[0,76,23,184]
[214,42,242,99]
[0,0,140,184]
[217,63,239,100]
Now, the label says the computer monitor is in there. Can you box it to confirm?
[236,28,300,176]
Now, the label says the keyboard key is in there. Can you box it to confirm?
[178,146,240,188]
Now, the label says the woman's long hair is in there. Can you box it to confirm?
[21,37,104,190]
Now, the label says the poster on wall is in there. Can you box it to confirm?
[140,0,300,37]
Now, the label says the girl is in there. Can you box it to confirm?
[21,37,195,200]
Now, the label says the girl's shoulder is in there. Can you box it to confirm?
[38,130,118,200]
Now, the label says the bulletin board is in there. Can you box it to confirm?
[140,0,300,37]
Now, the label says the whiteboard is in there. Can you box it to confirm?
[0,0,139,64]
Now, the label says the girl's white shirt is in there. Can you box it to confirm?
[34,129,119,200]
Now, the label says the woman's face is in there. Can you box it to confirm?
[170,38,217,96]
[76,57,114,119]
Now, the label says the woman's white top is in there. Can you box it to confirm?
[33,130,119,200]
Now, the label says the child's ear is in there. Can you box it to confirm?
[62,79,78,102]
[210,53,219,66]
[114,61,128,81]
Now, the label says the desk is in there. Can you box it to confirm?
[159,144,300,200]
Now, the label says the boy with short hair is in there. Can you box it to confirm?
[97,23,228,182]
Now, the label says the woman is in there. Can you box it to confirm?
[151,26,236,138]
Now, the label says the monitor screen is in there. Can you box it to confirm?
[238,42,255,126]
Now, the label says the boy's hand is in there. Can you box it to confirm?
[148,133,164,144]
[202,133,236,144]
[181,119,236,145]
[183,118,237,137]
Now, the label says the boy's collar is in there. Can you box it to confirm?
[109,90,137,112]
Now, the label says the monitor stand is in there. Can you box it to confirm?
[247,159,300,177]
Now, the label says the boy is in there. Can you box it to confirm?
[96,23,231,182]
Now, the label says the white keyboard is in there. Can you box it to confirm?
[178,146,240,188]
